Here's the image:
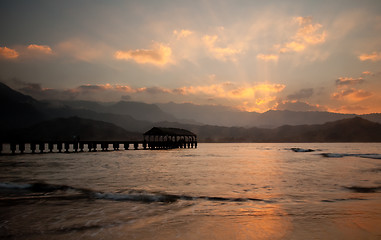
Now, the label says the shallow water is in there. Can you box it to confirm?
[1,143,381,239]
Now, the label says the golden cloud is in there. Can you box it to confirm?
[114,43,173,66]
[279,16,326,53]
[335,77,365,88]
[362,71,373,76]
[173,29,193,39]
[256,54,279,62]
[27,44,53,54]
[331,88,372,101]
[0,46,19,59]
[294,17,326,44]
[173,82,285,110]
[202,35,241,61]
[358,51,381,62]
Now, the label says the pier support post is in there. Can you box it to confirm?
[64,142,70,153]
[124,143,129,150]
[57,142,62,153]
[79,142,84,152]
[10,143,16,154]
[87,142,92,152]
[39,143,45,153]
[134,142,138,150]
[73,142,78,152]
[31,143,36,154]
[101,142,108,151]
[48,142,54,153]
[113,142,119,150]
[19,143,25,153]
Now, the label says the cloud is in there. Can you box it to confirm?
[287,88,314,100]
[202,35,241,61]
[57,39,109,62]
[335,77,365,88]
[121,95,131,101]
[256,54,279,62]
[0,46,19,59]
[274,100,325,112]
[173,29,193,39]
[331,88,372,101]
[358,51,381,62]
[0,44,54,60]
[279,16,326,53]
[13,79,286,112]
[27,44,53,55]
[114,43,173,66]
[336,104,369,113]
[362,71,373,76]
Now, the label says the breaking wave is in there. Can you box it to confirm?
[0,182,266,203]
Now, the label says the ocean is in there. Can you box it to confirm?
[1,143,381,239]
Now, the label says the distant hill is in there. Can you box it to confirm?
[0,82,46,131]
[53,100,177,122]
[5,117,142,142]
[0,82,153,133]
[157,102,381,127]
[156,117,381,142]
[157,102,259,126]
[254,110,357,128]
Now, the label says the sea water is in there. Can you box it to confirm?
[0,143,380,239]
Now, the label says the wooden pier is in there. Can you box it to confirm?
[0,127,197,154]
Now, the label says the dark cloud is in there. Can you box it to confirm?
[287,88,314,100]
[335,77,365,87]
[275,100,325,111]
[77,85,107,91]
[143,87,169,94]
[121,95,131,100]
[332,88,372,100]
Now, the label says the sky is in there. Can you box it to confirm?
[1,0,381,114]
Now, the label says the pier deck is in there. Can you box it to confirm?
[0,139,197,155]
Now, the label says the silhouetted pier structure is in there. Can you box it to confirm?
[0,127,197,154]
[144,127,197,150]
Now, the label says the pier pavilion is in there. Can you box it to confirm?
[144,127,197,149]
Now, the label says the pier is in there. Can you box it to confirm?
[0,127,197,154]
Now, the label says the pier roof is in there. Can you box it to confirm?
[143,127,196,137]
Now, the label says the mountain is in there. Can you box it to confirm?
[0,82,46,131]
[156,117,381,142]
[6,117,142,142]
[157,102,381,127]
[40,104,152,132]
[53,100,177,122]
[157,102,259,126]
[254,110,357,128]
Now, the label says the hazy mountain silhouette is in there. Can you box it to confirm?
[7,116,142,142]
[0,82,46,131]
[2,81,381,143]
[157,102,259,126]
[53,100,176,122]
[156,117,381,142]
[157,102,381,127]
